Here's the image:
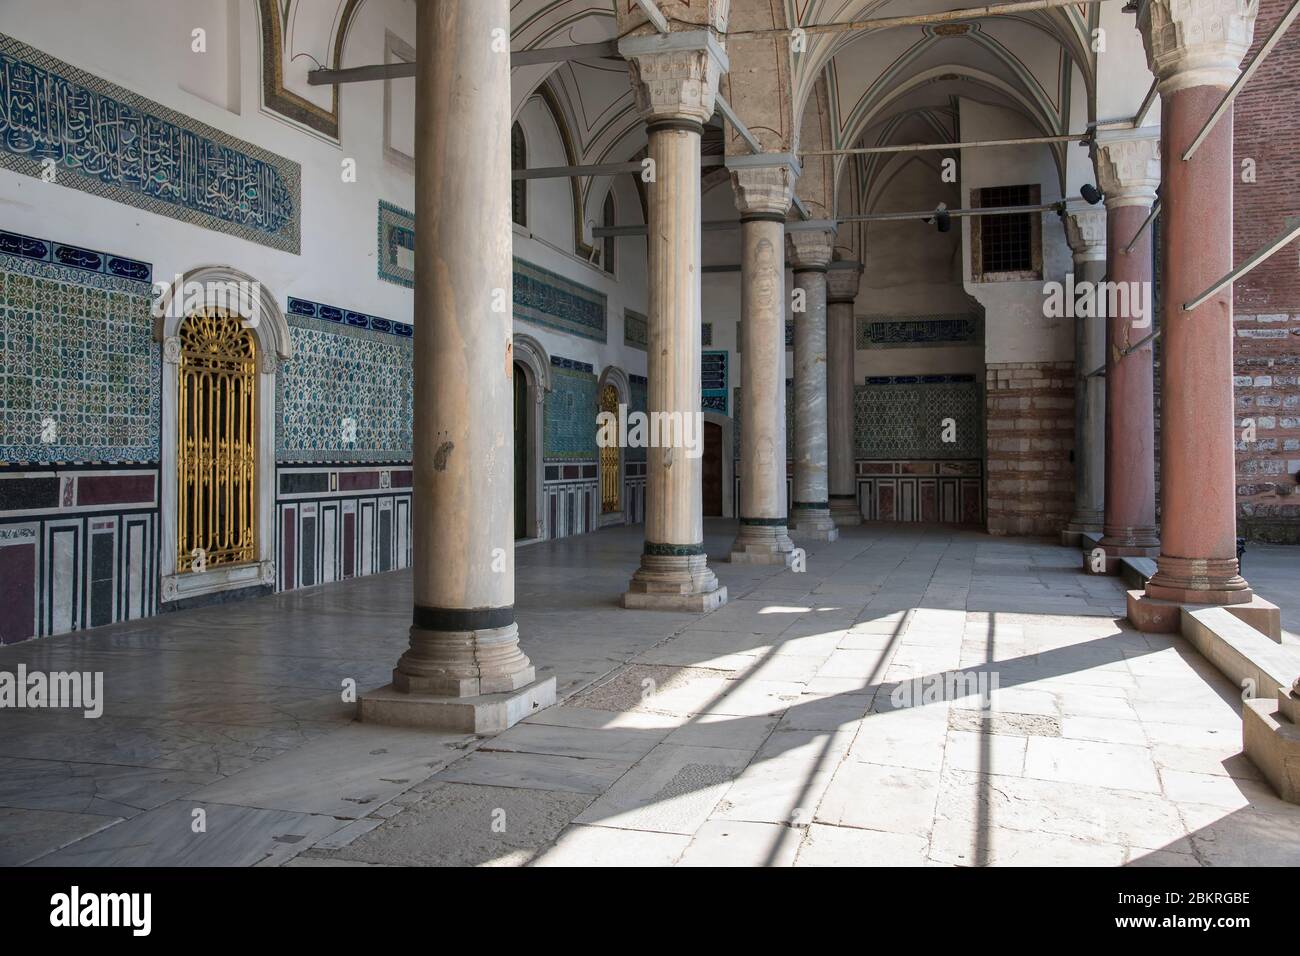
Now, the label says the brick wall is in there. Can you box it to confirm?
[985,361,1075,536]
[1234,0,1300,542]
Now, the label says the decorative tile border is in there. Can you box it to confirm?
[0,229,151,284]
[625,309,648,351]
[287,297,413,340]
[377,200,415,289]
[856,314,983,349]
[0,34,301,253]
[0,239,160,465]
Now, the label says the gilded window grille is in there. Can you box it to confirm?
[599,383,621,514]
[177,308,258,572]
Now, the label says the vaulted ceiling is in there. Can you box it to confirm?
[257,0,1109,218]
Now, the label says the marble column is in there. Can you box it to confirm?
[1137,0,1258,609]
[360,0,554,731]
[787,229,839,541]
[827,260,863,527]
[1095,131,1161,573]
[620,32,729,611]
[1061,209,1107,547]
[729,161,798,566]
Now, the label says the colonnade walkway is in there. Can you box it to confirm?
[2,522,1299,866]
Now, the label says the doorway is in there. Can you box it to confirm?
[702,420,723,517]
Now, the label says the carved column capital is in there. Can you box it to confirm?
[730,162,795,219]
[786,228,835,272]
[826,261,864,302]
[1095,131,1162,209]
[1139,0,1256,93]
[620,32,729,128]
[1062,208,1108,262]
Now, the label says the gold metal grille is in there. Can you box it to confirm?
[599,383,621,514]
[177,309,258,572]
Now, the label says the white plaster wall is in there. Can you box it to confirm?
[959,98,1074,366]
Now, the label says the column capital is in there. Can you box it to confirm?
[786,227,836,272]
[1095,131,1161,209]
[729,160,796,219]
[620,31,729,127]
[1138,0,1256,94]
[826,260,863,302]
[1062,208,1108,262]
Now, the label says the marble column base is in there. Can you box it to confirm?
[829,496,862,527]
[623,551,729,611]
[1061,510,1103,547]
[1244,696,1300,804]
[393,622,535,696]
[730,521,797,566]
[358,676,556,734]
[1146,555,1254,606]
[1126,589,1276,637]
[790,506,839,542]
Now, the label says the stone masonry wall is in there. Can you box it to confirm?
[985,361,1075,536]
[1233,0,1300,543]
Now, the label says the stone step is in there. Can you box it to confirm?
[1118,556,1156,590]
[1179,606,1300,699]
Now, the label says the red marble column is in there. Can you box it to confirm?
[1095,133,1162,571]
[1138,0,1257,608]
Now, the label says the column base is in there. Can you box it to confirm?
[358,676,556,734]
[1244,696,1300,804]
[1145,555,1253,606]
[1061,514,1102,548]
[1125,588,1279,637]
[829,495,862,527]
[729,521,797,566]
[393,621,536,696]
[624,549,728,612]
[1082,542,1158,576]
[790,506,839,541]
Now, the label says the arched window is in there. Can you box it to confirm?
[511,122,527,227]
[601,192,616,275]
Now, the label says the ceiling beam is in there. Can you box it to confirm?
[307,41,621,85]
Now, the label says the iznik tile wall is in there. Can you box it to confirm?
[0,233,160,465]
[702,351,728,414]
[0,230,161,644]
[853,376,983,460]
[278,298,413,464]
[0,34,301,253]
[544,356,598,461]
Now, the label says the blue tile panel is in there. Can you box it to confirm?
[702,350,727,414]
[377,200,415,289]
[0,237,159,465]
[854,378,983,459]
[544,356,597,461]
[277,300,413,463]
[0,34,300,253]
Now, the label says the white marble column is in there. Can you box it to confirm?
[360,0,554,732]
[729,161,798,565]
[827,260,863,527]
[787,228,839,541]
[620,32,730,611]
[1061,209,1107,546]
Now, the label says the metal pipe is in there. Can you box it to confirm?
[1183,219,1300,312]
[513,157,725,180]
[715,93,762,154]
[1182,0,1300,161]
[1085,328,1161,378]
[307,40,622,84]
[633,0,671,33]
[800,133,1085,158]
[1121,200,1160,255]
[729,0,1111,39]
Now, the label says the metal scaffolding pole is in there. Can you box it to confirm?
[1183,220,1300,312]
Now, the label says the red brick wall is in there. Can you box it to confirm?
[1234,0,1300,542]
[985,361,1075,536]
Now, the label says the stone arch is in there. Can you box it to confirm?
[511,333,550,541]
[157,266,287,606]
